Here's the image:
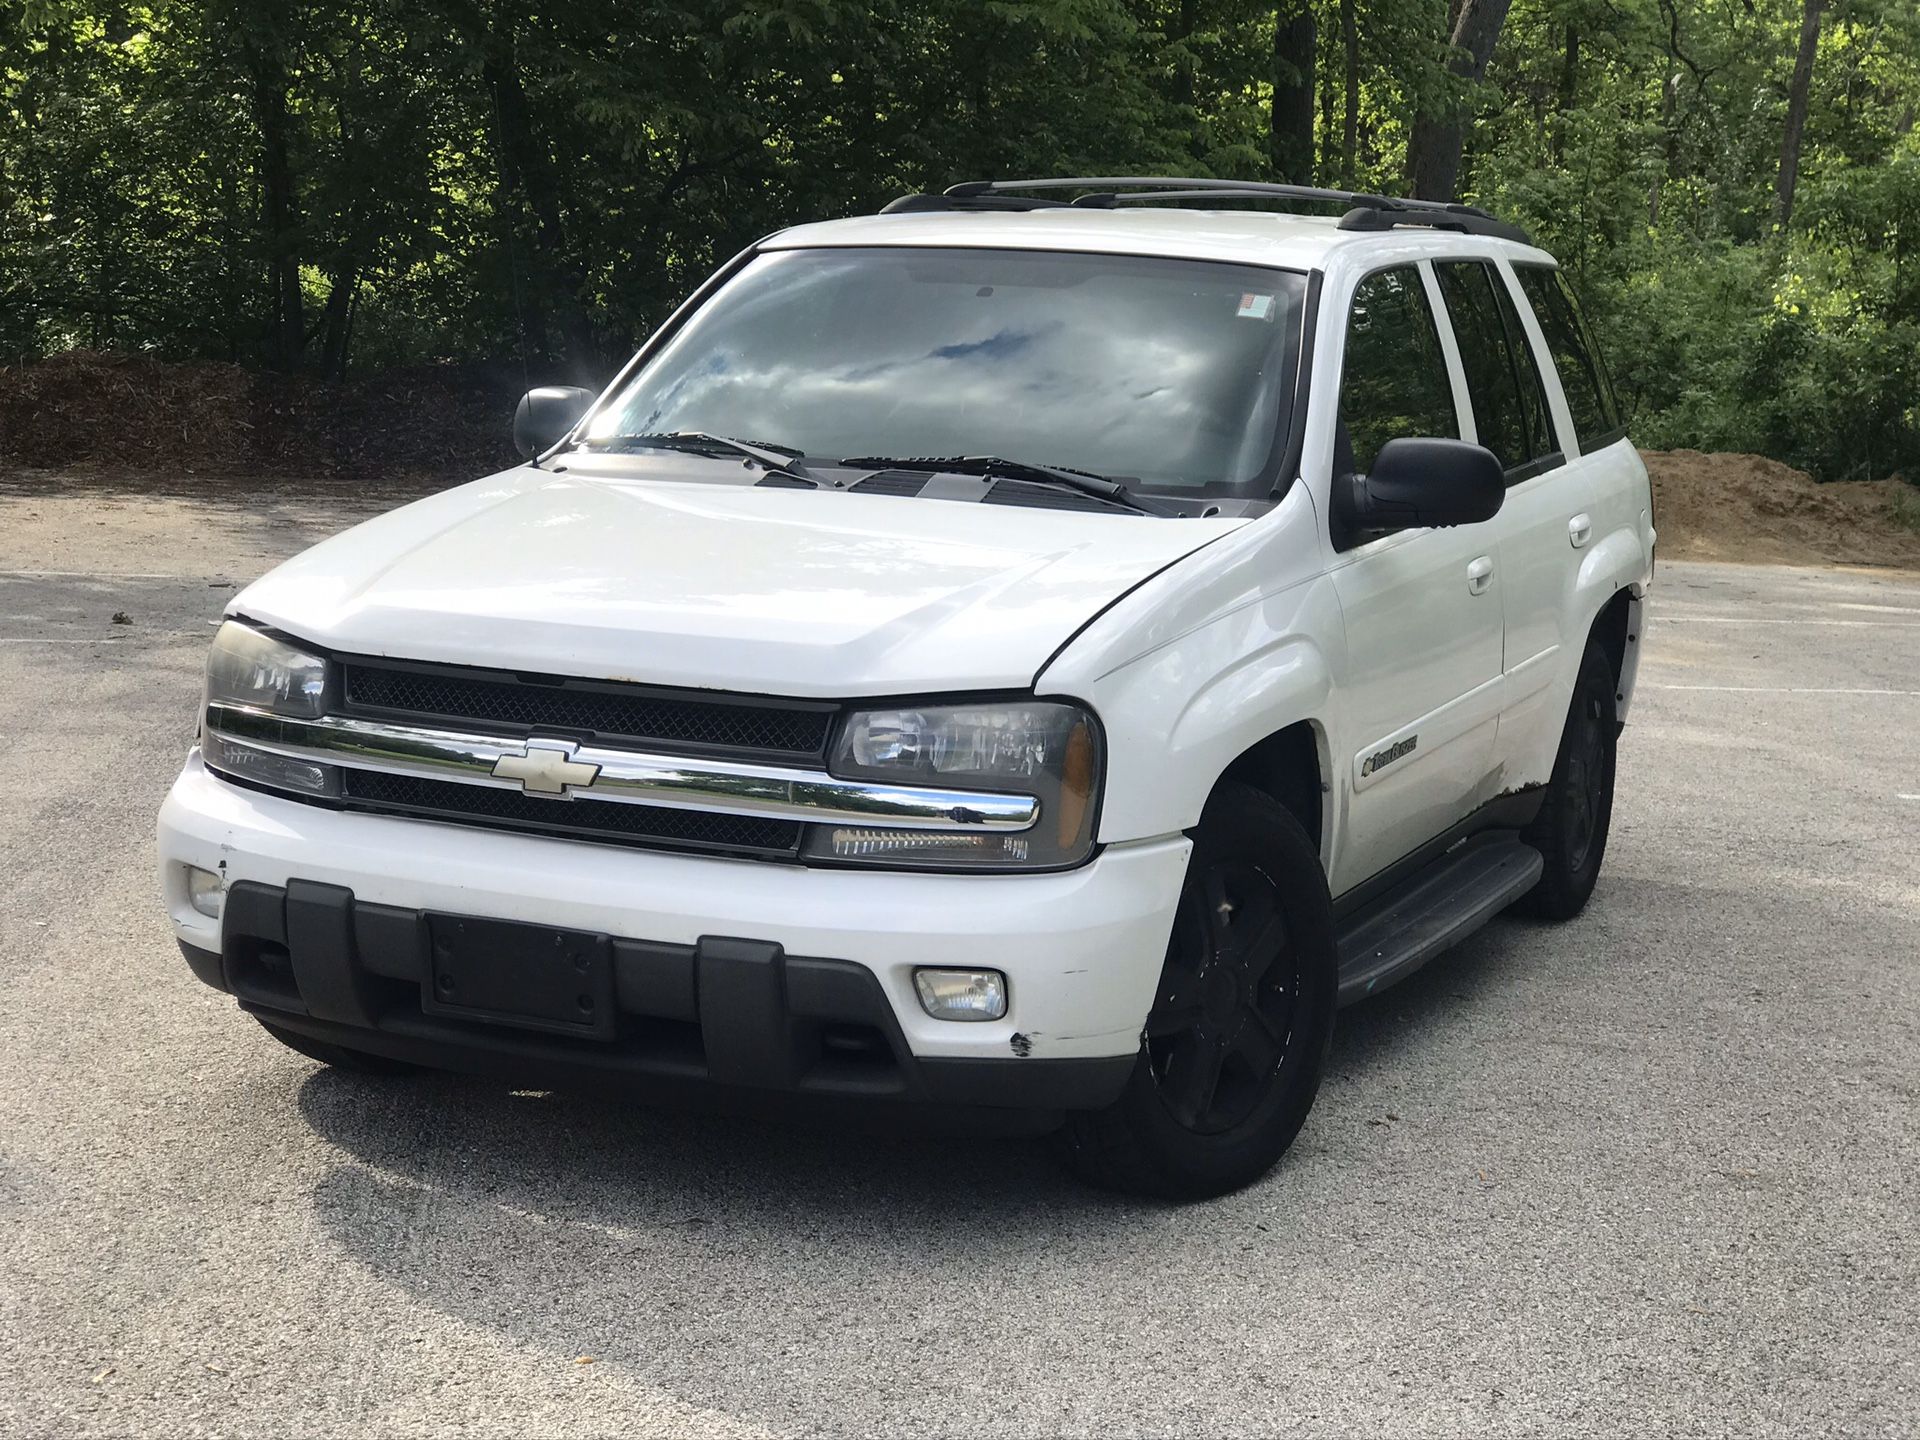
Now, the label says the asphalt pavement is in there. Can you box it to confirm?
[1,474,1915,1438]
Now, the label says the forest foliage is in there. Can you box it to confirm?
[2,0,1916,481]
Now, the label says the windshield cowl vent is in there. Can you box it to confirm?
[982,478,1137,513]
[850,471,931,497]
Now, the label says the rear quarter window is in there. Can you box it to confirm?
[1434,259,1557,476]
[1515,265,1623,447]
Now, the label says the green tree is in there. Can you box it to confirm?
[2,0,1915,478]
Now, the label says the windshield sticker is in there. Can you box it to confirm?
[1237,292,1275,320]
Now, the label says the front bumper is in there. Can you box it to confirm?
[159,754,1189,1109]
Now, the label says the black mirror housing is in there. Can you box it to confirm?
[512,385,597,459]
[1333,437,1504,545]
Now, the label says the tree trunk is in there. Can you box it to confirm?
[481,6,596,378]
[340,280,360,378]
[1340,0,1359,185]
[220,167,242,361]
[1318,27,1336,180]
[1649,69,1678,226]
[1405,0,1514,202]
[1551,24,1578,163]
[1773,0,1824,228]
[318,266,357,379]
[1171,0,1197,110]
[243,33,304,371]
[1271,1,1316,184]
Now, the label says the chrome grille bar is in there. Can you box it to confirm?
[205,703,1040,833]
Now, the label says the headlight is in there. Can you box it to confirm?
[201,622,339,797]
[205,621,329,717]
[803,701,1101,870]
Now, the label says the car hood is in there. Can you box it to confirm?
[234,460,1247,697]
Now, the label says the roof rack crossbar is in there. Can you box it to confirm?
[1105,187,1369,204]
[918,176,1532,244]
[947,176,1408,210]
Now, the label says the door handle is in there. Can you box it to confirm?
[1467,556,1494,595]
[1569,513,1594,548]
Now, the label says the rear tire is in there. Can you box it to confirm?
[1061,783,1337,1200]
[1516,639,1618,921]
[255,1018,419,1075]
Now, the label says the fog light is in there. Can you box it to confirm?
[913,968,1007,1022]
[186,865,225,919]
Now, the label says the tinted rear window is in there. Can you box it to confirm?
[1515,265,1622,444]
[1434,260,1556,473]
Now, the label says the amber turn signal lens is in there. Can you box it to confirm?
[1057,719,1095,851]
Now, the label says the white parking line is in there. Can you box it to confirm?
[1646,683,1920,695]
[1656,616,1920,627]
[0,569,179,579]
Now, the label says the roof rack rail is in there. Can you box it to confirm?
[878,176,1532,245]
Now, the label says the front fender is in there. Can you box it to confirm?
[1050,581,1340,844]
[1037,486,1336,844]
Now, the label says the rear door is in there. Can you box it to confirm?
[1326,262,1507,896]
[1431,257,1595,792]
[1513,262,1644,572]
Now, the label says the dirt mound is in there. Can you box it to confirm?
[1643,449,1920,570]
[0,350,522,481]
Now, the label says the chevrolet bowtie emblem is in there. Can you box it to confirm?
[491,740,601,797]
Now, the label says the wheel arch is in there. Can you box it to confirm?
[1587,585,1641,722]
[1573,527,1645,700]
[1067,590,1341,846]
[1215,720,1329,856]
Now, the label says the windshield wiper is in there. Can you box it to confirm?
[839,455,1162,515]
[595,431,814,481]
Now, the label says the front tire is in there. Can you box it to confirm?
[1516,638,1618,921]
[1062,783,1337,1200]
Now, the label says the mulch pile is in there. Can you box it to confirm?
[0,350,524,480]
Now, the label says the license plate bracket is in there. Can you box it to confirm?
[421,915,616,1040]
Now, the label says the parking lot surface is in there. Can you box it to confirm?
[2,475,1916,1438]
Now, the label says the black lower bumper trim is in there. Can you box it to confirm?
[179,881,1135,1113]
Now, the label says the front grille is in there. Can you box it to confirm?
[342,661,833,759]
[340,770,804,859]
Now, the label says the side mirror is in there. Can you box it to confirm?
[512,385,596,459]
[1333,437,1504,542]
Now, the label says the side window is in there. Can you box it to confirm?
[1434,260,1557,475]
[1515,265,1622,444]
[1337,266,1458,475]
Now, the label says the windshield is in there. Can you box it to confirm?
[587,247,1308,494]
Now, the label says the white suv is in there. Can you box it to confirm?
[158,177,1653,1198]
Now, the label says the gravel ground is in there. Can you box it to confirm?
[1,476,1915,1439]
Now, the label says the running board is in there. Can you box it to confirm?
[1334,835,1543,1006]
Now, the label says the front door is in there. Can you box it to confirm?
[1325,263,1507,896]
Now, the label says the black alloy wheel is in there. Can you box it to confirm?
[1062,783,1337,1199]
[1147,856,1300,1135]
[1562,679,1609,874]
[1517,638,1618,921]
